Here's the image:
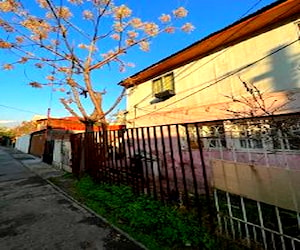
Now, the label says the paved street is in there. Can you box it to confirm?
[0,147,143,250]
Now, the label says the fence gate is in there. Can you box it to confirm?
[42,140,54,164]
[70,133,83,176]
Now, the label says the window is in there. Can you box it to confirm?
[152,73,175,99]
[200,124,227,149]
[238,124,265,149]
[230,120,271,150]
[230,117,300,151]
[182,122,226,150]
[272,121,300,151]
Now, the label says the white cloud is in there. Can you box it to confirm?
[0,120,15,124]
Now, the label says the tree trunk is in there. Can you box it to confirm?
[79,119,108,178]
[82,120,94,175]
[85,120,94,133]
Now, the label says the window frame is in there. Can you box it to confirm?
[183,122,227,150]
[152,72,175,97]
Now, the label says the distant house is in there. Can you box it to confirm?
[17,117,124,170]
[120,0,300,129]
[35,116,87,132]
[15,117,85,153]
[14,117,85,169]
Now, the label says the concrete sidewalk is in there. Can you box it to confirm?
[2,146,65,179]
[0,146,144,250]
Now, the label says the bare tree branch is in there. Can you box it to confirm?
[0,1,192,124]
[103,88,126,117]
[71,86,89,119]
[60,98,80,118]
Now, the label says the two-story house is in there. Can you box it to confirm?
[121,0,300,124]
[118,1,300,242]
[120,0,300,160]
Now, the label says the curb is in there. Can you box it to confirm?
[45,178,148,250]
[9,149,148,250]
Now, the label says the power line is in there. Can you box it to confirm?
[131,0,272,107]
[240,0,264,18]
[131,38,299,121]
[0,104,42,115]
[172,0,291,88]
[132,3,296,113]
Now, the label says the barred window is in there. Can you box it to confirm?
[183,122,226,149]
[200,124,226,148]
[273,121,300,150]
[230,117,300,151]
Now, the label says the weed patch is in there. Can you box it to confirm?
[74,176,216,249]
[50,174,246,249]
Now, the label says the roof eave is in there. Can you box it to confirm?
[120,0,300,88]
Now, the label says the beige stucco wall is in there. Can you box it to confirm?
[212,159,300,212]
[126,20,300,127]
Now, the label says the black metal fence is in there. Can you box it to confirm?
[71,123,213,221]
[70,113,300,248]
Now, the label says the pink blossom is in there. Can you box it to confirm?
[181,22,195,33]
[46,75,55,81]
[92,0,110,6]
[139,41,149,51]
[125,38,135,46]
[0,0,19,12]
[78,43,87,49]
[15,36,24,43]
[143,22,158,37]
[83,10,93,20]
[36,0,48,8]
[130,18,142,29]
[114,5,132,19]
[57,7,72,19]
[173,7,188,18]
[0,19,14,32]
[113,22,124,32]
[46,12,54,19]
[3,63,13,70]
[89,44,98,52]
[159,14,171,23]
[165,26,175,33]
[119,65,125,72]
[101,50,114,59]
[127,30,138,39]
[51,39,59,45]
[68,0,83,5]
[127,62,135,67]
[0,40,12,48]
[110,33,120,40]
[18,57,28,64]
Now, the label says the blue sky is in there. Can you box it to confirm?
[0,0,278,127]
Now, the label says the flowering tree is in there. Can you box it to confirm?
[0,0,193,129]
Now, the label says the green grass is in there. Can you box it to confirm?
[49,174,249,249]
[74,176,217,249]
